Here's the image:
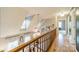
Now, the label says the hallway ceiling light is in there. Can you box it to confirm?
[57,12,68,17]
[57,13,65,17]
[59,13,64,17]
[76,10,79,15]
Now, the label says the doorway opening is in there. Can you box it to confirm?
[58,20,66,34]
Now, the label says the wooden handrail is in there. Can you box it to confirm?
[8,28,56,52]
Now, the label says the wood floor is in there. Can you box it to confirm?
[48,31,76,52]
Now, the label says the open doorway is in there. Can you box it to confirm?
[58,20,66,34]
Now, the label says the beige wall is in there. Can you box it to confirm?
[0,8,28,37]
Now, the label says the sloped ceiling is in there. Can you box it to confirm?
[0,7,71,38]
[22,7,71,18]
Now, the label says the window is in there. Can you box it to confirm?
[21,16,32,30]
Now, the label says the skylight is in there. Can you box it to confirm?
[21,16,32,30]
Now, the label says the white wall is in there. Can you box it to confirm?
[0,8,28,38]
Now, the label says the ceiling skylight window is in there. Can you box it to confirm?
[21,16,32,30]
